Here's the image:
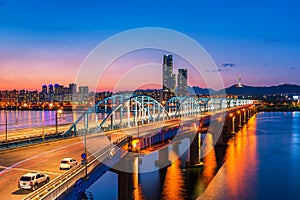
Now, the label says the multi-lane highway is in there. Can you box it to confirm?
[0,109,231,200]
[0,137,86,200]
[0,116,189,200]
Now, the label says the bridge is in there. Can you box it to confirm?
[0,95,259,200]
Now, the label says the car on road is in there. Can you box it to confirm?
[18,172,50,191]
[60,158,77,170]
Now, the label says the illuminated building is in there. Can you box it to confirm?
[162,55,176,100]
[177,69,188,96]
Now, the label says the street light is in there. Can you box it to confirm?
[137,119,141,138]
[56,109,62,134]
[42,104,45,141]
[5,105,8,143]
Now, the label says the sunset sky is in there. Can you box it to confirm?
[1,0,300,91]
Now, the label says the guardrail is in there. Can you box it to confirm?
[0,132,67,151]
[22,136,128,200]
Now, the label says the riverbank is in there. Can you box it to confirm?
[258,105,300,112]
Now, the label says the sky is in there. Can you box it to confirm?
[0,0,300,91]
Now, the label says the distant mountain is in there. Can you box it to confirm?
[191,84,300,96]
[224,84,300,96]
[189,86,216,95]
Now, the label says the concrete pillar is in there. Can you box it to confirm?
[155,146,171,168]
[214,144,227,168]
[172,141,181,154]
[236,111,242,128]
[117,155,139,200]
[247,109,251,119]
[228,113,236,134]
[185,132,203,168]
[242,109,247,124]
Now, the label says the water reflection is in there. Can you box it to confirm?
[291,112,300,159]
[87,129,224,200]
[161,152,186,200]
[199,115,258,199]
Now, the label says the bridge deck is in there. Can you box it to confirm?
[0,105,257,200]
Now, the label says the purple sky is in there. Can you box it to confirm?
[1,0,300,91]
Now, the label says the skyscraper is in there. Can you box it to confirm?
[79,86,89,94]
[42,85,47,94]
[177,69,188,96]
[162,55,176,94]
[69,83,77,94]
[48,84,53,94]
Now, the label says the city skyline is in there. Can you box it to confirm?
[1,1,300,91]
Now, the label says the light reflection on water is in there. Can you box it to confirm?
[87,112,300,200]
[87,131,218,200]
[200,112,300,200]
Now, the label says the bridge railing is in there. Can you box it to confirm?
[22,136,128,200]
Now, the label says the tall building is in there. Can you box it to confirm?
[48,84,53,94]
[79,86,89,94]
[69,83,77,94]
[42,85,47,94]
[54,84,64,95]
[162,55,176,100]
[177,69,188,96]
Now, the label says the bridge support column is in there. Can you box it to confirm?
[172,141,181,155]
[228,113,236,134]
[214,144,227,168]
[185,132,203,168]
[155,146,171,168]
[117,155,139,200]
[242,109,247,124]
[236,111,242,128]
[247,108,251,119]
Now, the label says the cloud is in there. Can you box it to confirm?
[223,63,236,67]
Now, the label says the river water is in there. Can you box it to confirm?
[0,110,73,131]
[86,112,300,200]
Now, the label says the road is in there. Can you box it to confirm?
[0,114,200,200]
[0,109,232,200]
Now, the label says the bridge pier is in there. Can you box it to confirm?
[228,113,236,134]
[236,111,242,128]
[242,108,247,124]
[172,141,181,154]
[247,108,251,119]
[155,146,172,168]
[185,132,203,168]
[214,144,227,168]
[116,155,140,200]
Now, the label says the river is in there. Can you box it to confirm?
[86,112,300,200]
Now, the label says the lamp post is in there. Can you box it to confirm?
[137,118,143,138]
[42,104,45,141]
[5,105,8,143]
[56,109,62,134]
[83,113,88,180]
[137,119,142,153]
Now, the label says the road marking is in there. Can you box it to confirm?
[0,166,60,175]
[0,141,82,176]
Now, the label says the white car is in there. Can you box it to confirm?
[60,158,77,170]
[18,172,50,191]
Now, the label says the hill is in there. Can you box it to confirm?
[191,84,300,96]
